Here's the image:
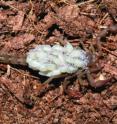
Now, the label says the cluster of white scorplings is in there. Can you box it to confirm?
[26,43,89,77]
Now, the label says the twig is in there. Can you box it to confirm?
[96,24,117,54]
[10,66,40,79]
[77,0,95,6]
[0,77,25,105]
[101,46,117,57]
[99,13,109,24]
[1,0,19,11]
[80,12,100,17]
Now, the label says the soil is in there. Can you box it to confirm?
[0,0,117,124]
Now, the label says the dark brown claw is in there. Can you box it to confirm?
[86,70,113,88]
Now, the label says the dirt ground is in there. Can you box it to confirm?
[0,0,117,124]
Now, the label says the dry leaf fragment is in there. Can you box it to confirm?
[104,64,117,76]
[5,33,35,50]
[12,11,24,31]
